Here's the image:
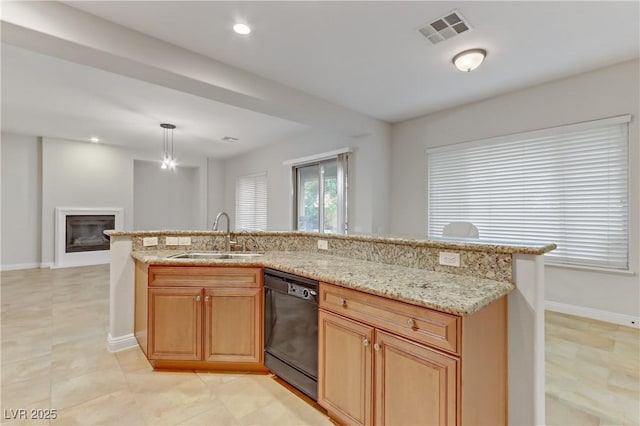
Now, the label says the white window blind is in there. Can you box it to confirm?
[427,115,630,271]
[235,172,267,231]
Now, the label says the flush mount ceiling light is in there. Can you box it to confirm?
[89,136,99,143]
[160,123,177,170]
[233,23,251,35]
[452,48,487,72]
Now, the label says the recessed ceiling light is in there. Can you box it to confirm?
[233,23,251,35]
[452,48,487,72]
[89,137,100,143]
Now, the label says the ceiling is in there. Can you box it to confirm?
[2,1,639,158]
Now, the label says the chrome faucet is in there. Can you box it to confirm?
[212,212,235,252]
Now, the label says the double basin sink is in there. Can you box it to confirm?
[166,252,263,260]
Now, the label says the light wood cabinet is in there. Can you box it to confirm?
[319,310,373,426]
[148,287,203,361]
[319,282,507,426]
[374,330,457,426]
[204,287,262,363]
[135,263,264,370]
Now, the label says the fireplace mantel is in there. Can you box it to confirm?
[54,207,123,268]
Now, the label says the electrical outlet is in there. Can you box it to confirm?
[142,237,158,247]
[165,236,179,246]
[439,252,461,267]
[317,240,329,250]
[178,237,191,246]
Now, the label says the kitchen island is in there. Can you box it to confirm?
[106,230,555,425]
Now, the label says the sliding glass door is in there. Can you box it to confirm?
[294,154,347,234]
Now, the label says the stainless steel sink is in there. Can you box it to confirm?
[166,252,263,260]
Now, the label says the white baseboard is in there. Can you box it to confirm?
[0,262,42,271]
[40,262,53,269]
[107,333,138,352]
[545,301,640,329]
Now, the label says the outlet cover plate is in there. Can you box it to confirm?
[439,252,461,267]
[143,237,158,247]
[165,236,179,246]
[317,240,329,250]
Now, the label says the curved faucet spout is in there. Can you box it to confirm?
[212,211,230,232]
[212,212,234,252]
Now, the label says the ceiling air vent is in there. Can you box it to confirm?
[418,10,471,45]
[221,136,239,142]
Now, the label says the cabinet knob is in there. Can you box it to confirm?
[340,298,347,307]
[407,318,416,328]
[374,343,381,351]
[204,296,209,302]
[196,295,201,302]
[363,338,370,347]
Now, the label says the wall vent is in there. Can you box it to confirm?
[418,10,472,45]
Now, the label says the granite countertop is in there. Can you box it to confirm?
[107,230,556,255]
[132,250,515,316]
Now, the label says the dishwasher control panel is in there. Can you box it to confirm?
[287,282,317,301]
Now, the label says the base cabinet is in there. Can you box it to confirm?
[318,282,507,426]
[374,330,457,426]
[148,287,202,361]
[318,310,373,426]
[204,287,262,363]
[135,263,264,370]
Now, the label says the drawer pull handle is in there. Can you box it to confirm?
[407,318,416,328]
[340,298,347,307]
[196,295,201,302]
[363,338,370,347]
[204,296,209,302]
[374,343,381,351]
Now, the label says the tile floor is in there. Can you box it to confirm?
[1,265,638,425]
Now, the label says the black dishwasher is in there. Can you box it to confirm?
[264,268,318,401]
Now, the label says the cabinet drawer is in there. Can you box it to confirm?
[149,266,262,288]
[319,283,460,354]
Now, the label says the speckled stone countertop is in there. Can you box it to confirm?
[107,230,556,255]
[132,250,515,316]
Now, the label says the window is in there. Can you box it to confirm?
[235,172,267,231]
[292,152,348,234]
[427,115,630,271]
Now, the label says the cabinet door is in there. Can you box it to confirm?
[204,288,262,363]
[148,287,202,361]
[318,310,373,426]
[374,330,458,426]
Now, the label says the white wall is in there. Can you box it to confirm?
[133,160,201,230]
[389,59,640,319]
[41,138,135,266]
[1,133,42,269]
[206,157,225,229]
[1,133,211,269]
[221,127,391,234]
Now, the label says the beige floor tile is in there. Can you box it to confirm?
[215,375,282,419]
[132,376,216,425]
[1,376,51,409]
[276,393,333,426]
[177,397,238,426]
[53,390,144,426]
[0,400,52,426]
[51,336,118,380]
[114,347,152,373]
[545,394,600,426]
[51,367,128,410]
[1,353,52,386]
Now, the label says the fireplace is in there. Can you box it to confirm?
[65,215,114,253]
[54,207,123,268]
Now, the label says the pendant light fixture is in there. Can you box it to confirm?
[160,123,177,170]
